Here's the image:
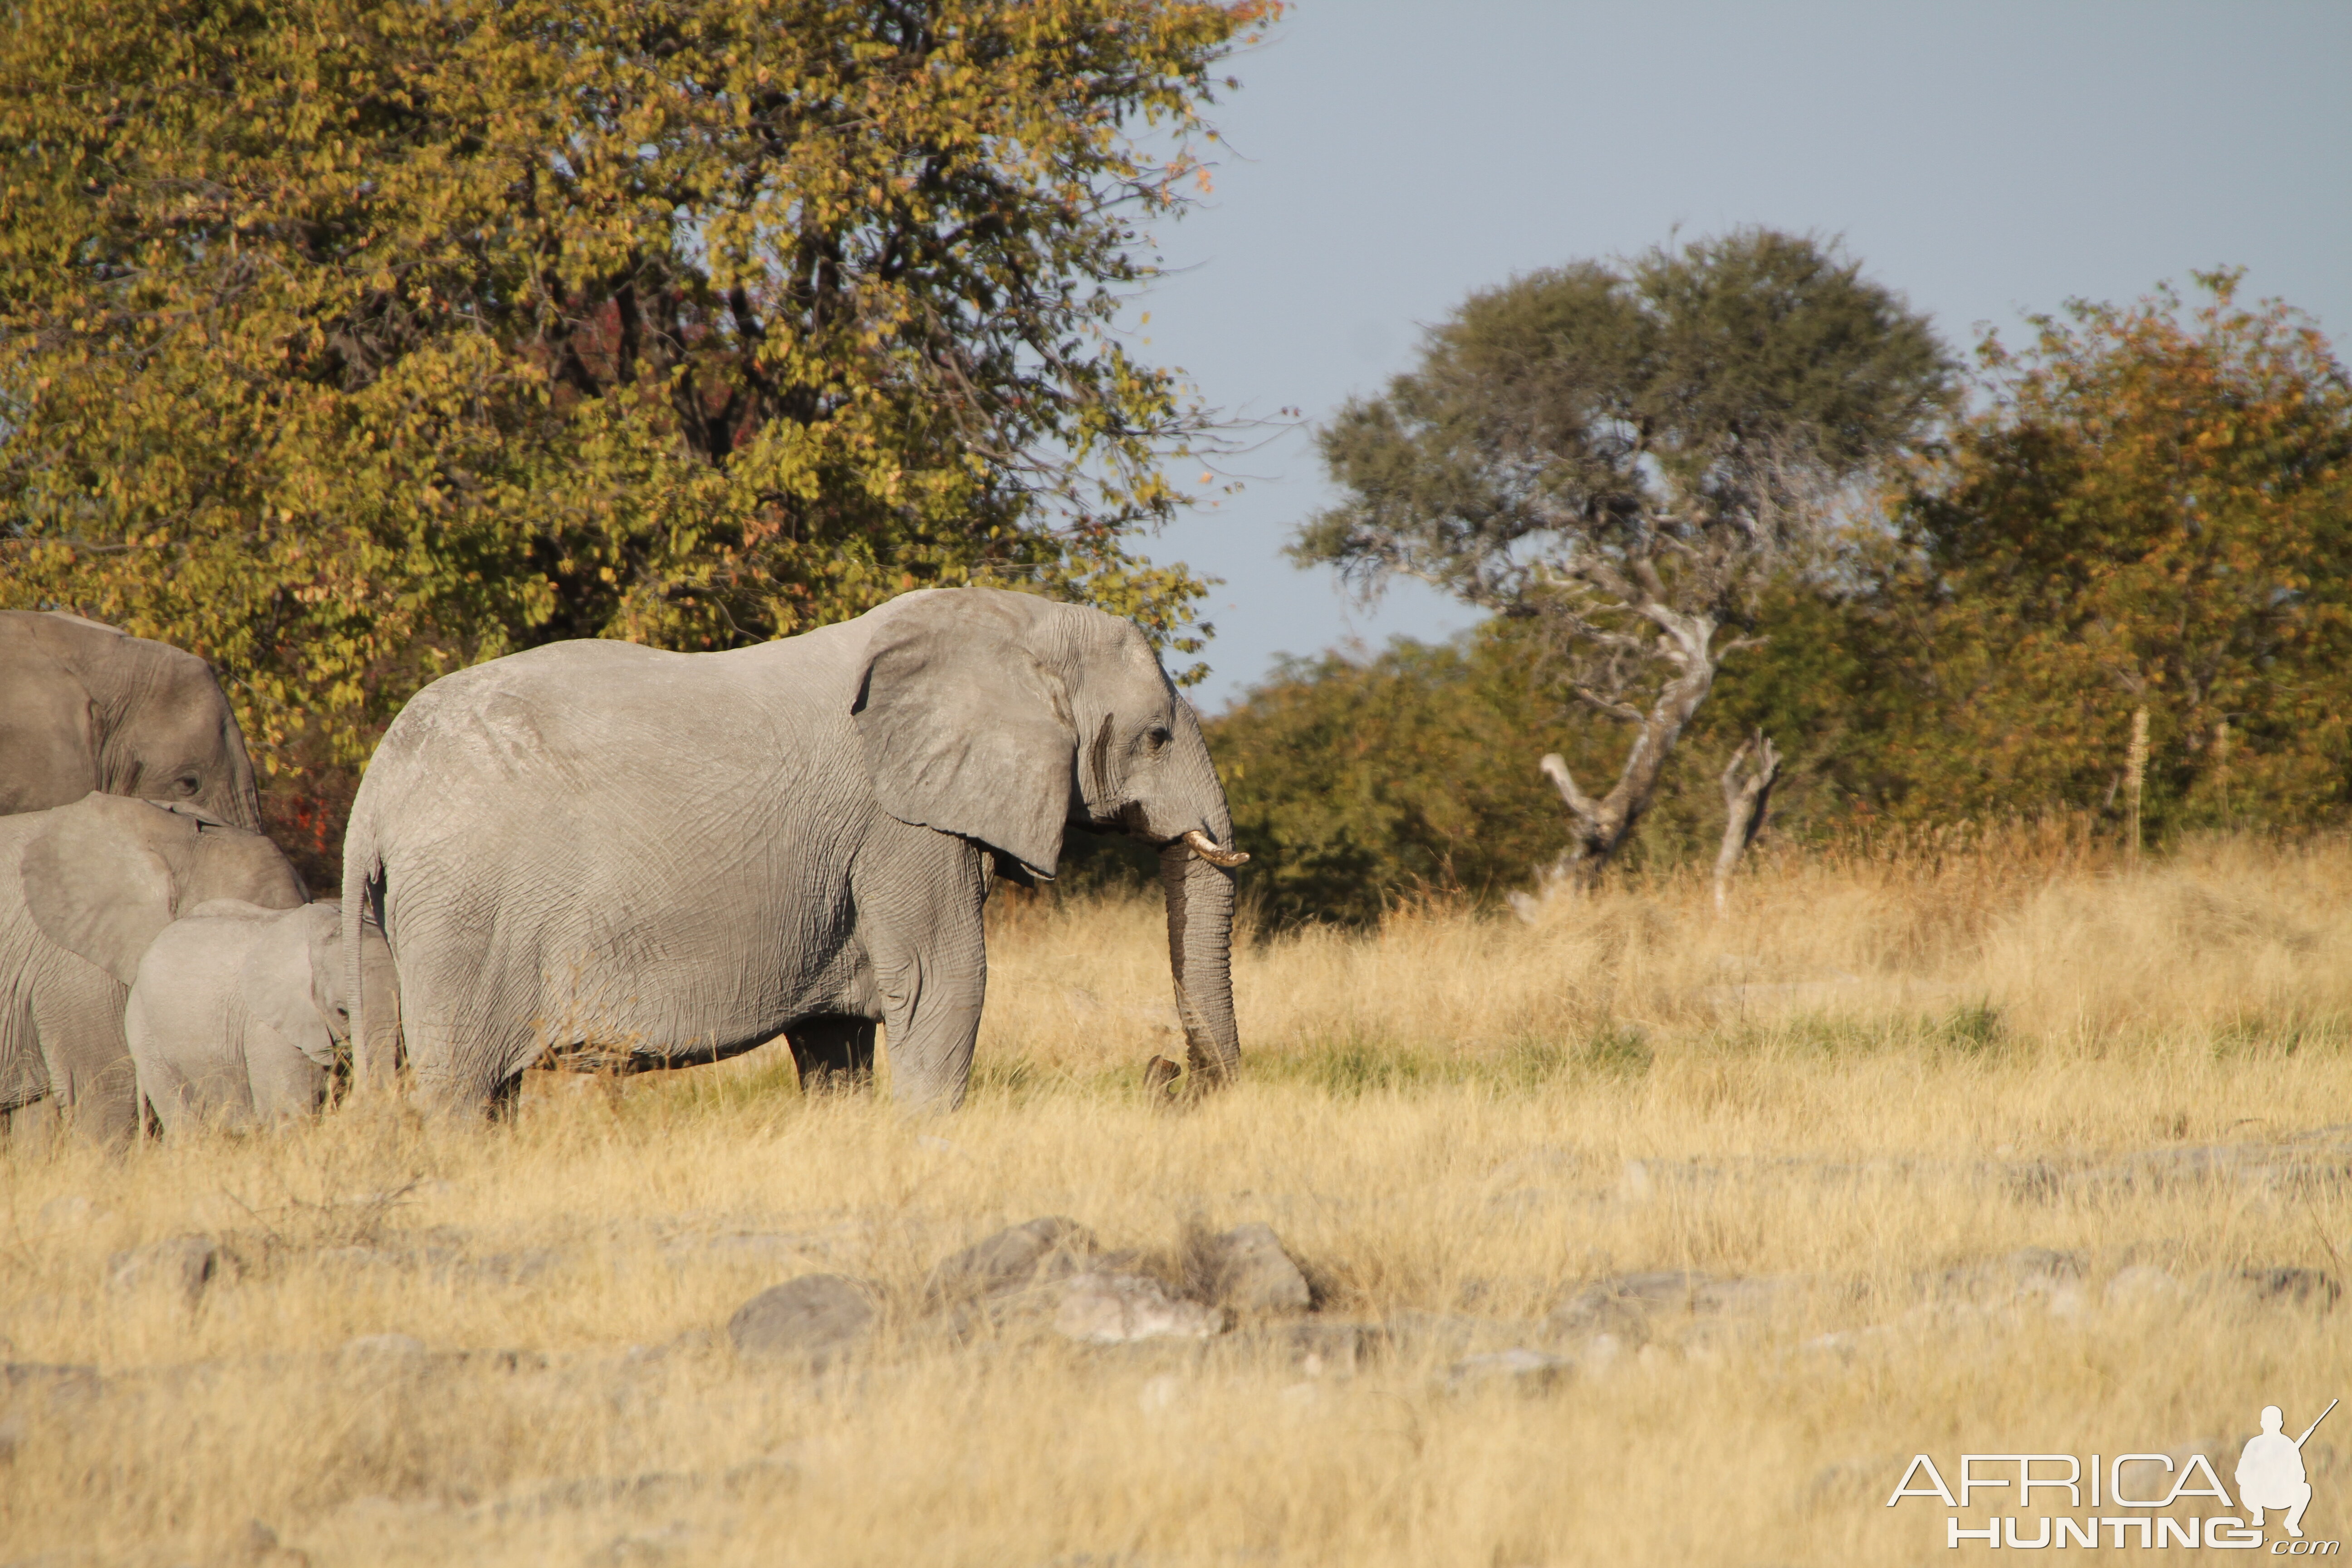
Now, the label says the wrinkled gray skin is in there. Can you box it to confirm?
[0,612,262,829]
[127,900,392,1133]
[344,588,1243,1114]
[0,794,309,1140]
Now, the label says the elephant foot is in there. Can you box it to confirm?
[1143,1055,1189,1111]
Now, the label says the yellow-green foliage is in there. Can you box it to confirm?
[0,0,1273,767]
[1893,274,2352,832]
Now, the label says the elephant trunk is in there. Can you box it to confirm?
[218,719,264,833]
[1158,838,1240,1088]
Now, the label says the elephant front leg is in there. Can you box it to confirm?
[852,825,991,1113]
[785,1016,877,1095]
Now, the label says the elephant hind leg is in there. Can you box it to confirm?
[786,1016,877,1096]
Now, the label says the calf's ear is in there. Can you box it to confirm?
[22,794,184,984]
[242,905,341,1067]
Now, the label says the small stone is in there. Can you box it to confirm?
[727,1274,876,1367]
[105,1236,218,1307]
[1201,1223,1311,1314]
[38,1195,100,1229]
[2103,1265,2180,1306]
[1443,1347,1573,1395]
[923,1217,1096,1307]
[2243,1265,2341,1309]
[1577,1331,1624,1371]
[339,1333,427,1364]
[1245,1320,1386,1376]
[1546,1271,1701,1344]
[1053,1273,1222,1344]
[314,1247,394,1275]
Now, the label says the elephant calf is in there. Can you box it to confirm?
[126,900,394,1133]
[1,793,307,1141]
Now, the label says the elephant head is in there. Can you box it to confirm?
[853,589,1246,1094]
[178,899,349,1068]
[0,611,262,829]
[22,793,308,985]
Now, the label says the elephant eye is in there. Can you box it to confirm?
[172,775,200,796]
[1143,725,1171,750]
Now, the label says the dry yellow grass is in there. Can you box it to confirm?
[6,830,2352,1564]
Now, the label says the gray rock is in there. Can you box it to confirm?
[314,1246,397,1275]
[2102,1264,2181,1306]
[1544,1271,1698,1345]
[1230,1320,1387,1376]
[2243,1265,2341,1309]
[37,1195,103,1229]
[923,1217,1096,1306]
[105,1236,219,1307]
[466,1249,562,1287]
[1544,1270,1796,1350]
[0,1361,102,1458]
[3,1361,102,1401]
[1379,1311,1502,1360]
[1053,1273,1222,1344]
[590,1523,691,1566]
[727,1274,876,1367]
[339,1333,428,1364]
[1443,1347,1573,1395]
[1200,1223,1311,1313]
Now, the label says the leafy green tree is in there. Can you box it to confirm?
[1202,624,1615,925]
[1892,273,2352,836]
[0,0,1269,803]
[1291,228,1956,887]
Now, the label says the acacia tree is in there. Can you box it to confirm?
[0,0,1271,786]
[1293,228,1955,887]
[1895,273,2352,835]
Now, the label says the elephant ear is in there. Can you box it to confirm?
[240,905,341,1068]
[21,794,182,984]
[852,591,1076,879]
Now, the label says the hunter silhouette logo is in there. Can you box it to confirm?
[2242,1400,2336,1539]
[1886,1397,2340,1550]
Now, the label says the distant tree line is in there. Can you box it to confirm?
[6,2,2345,922]
[1210,264,2352,925]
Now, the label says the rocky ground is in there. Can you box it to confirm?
[7,1093,2352,1566]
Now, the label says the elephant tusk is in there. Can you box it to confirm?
[1181,828,1250,868]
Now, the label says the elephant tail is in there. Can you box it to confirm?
[341,803,401,1092]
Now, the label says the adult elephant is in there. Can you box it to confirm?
[1,793,309,1140]
[343,588,1247,1114]
[0,612,263,829]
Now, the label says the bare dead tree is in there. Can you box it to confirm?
[1712,731,1781,915]
[1294,230,1955,901]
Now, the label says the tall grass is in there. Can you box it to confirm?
[4,830,2351,1564]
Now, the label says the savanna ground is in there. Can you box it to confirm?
[7,826,2352,1565]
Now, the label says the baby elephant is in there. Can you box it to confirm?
[126,900,376,1132]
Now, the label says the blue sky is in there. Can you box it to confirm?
[1127,1,2352,709]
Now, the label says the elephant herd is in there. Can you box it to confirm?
[0,590,1248,1140]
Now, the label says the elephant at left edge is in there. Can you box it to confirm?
[0,793,308,1141]
[0,611,264,828]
